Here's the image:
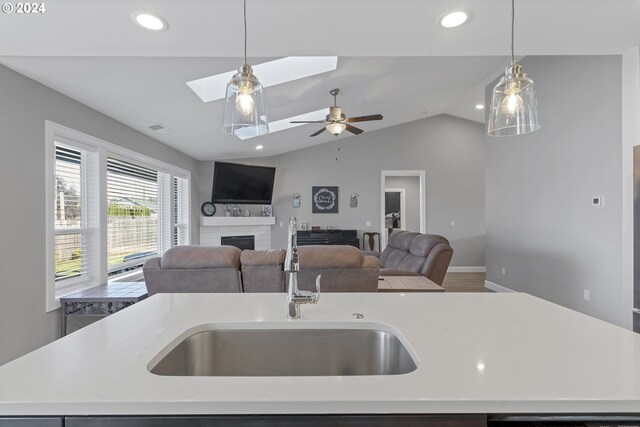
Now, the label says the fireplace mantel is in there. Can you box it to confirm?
[199,216,276,227]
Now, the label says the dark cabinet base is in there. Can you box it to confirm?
[4,414,640,427]
[0,419,62,427]
[65,415,486,427]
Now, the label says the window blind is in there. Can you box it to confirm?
[54,144,94,283]
[173,176,190,246]
[106,157,159,273]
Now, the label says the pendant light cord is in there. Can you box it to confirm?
[243,0,247,65]
[511,0,515,64]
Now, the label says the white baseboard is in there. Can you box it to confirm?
[484,280,516,293]
[447,266,486,273]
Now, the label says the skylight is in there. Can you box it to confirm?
[237,108,329,140]
[187,57,338,103]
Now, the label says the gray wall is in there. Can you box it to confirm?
[385,176,421,232]
[199,114,486,267]
[0,64,201,365]
[485,55,625,326]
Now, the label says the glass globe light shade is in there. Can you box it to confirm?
[222,64,269,138]
[326,122,347,136]
[488,63,540,137]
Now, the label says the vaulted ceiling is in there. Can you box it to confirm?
[1,0,638,160]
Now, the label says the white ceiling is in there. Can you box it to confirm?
[1,0,638,161]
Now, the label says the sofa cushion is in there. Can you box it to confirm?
[240,249,286,293]
[298,245,363,268]
[409,234,449,257]
[240,249,286,266]
[380,231,421,268]
[161,245,241,270]
[362,255,380,269]
[387,230,419,251]
[396,253,427,273]
[379,247,409,269]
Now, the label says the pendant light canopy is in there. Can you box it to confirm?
[222,0,268,138]
[488,0,540,137]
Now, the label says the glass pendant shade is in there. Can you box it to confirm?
[326,122,346,136]
[222,64,269,138]
[488,63,540,137]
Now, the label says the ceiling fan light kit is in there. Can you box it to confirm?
[326,122,347,136]
[222,0,269,138]
[487,0,540,137]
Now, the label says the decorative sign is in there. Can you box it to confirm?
[350,193,359,208]
[312,186,338,213]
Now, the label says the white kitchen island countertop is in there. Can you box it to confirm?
[1,292,640,416]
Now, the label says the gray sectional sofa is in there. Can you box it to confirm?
[143,245,380,295]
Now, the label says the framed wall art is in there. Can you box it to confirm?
[312,186,338,213]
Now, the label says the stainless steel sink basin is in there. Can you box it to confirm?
[149,328,417,376]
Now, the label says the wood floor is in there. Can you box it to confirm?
[442,272,489,292]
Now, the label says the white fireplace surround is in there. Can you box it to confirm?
[200,216,276,250]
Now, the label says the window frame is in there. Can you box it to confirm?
[50,139,99,297]
[45,121,191,312]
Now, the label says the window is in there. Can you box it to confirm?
[107,158,163,276]
[46,122,190,311]
[53,144,98,292]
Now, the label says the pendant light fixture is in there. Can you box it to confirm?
[487,0,540,137]
[222,0,268,138]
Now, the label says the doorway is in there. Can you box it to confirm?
[385,188,406,232]
[380,170,426,250]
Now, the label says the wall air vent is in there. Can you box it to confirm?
[148,123,167,133]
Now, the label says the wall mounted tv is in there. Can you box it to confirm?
[211,161,276,205]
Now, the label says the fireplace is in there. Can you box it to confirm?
[200,217,275,250]
[221,235,255,250]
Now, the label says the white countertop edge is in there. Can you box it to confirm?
[2,399,640,416]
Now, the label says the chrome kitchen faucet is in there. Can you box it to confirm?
[285,216,320,319]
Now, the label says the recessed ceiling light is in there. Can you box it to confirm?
[131,12,168,31]
[255,145,264,150]
[187,57,338,103]
[475,104,485,110]
[439,10,469,28]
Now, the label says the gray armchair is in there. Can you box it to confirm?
[367,230,453,285]
[143,246,242,295]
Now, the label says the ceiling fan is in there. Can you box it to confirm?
[290,88,383,137]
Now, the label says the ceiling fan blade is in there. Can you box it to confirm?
[289,120,326,123]
[345,124,364,135]
[310,127,327,137]
[345,114,383,123]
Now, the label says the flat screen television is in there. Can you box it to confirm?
[211,161,276,205]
